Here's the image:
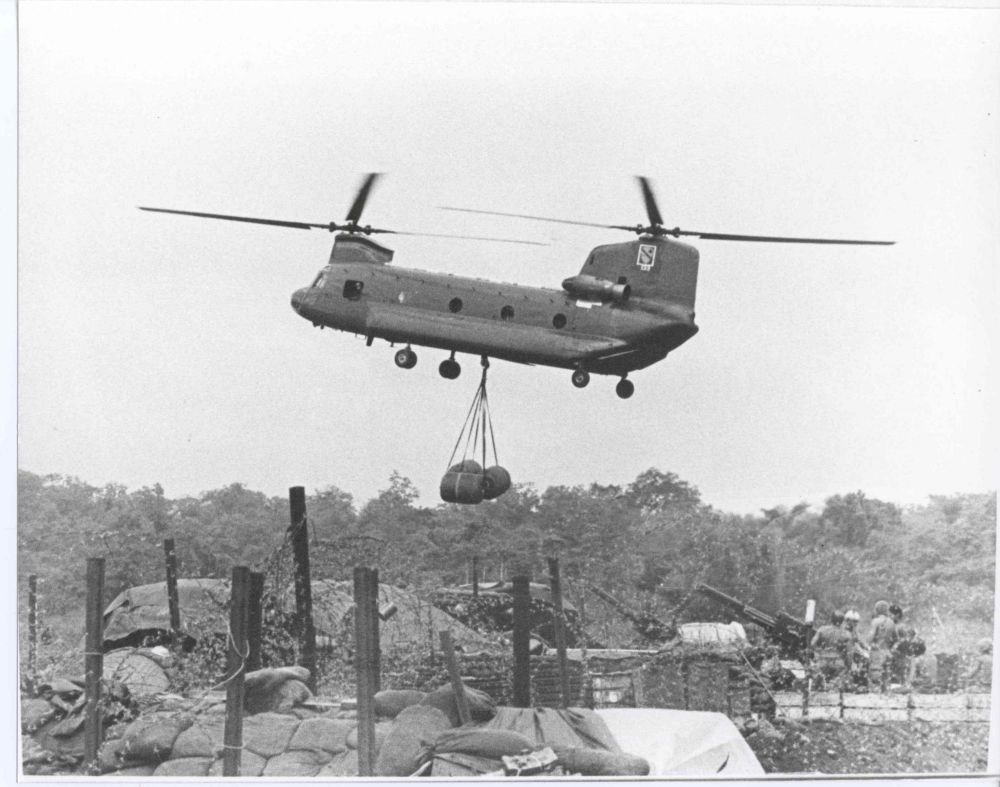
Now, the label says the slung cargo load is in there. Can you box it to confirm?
[440,359,511,505]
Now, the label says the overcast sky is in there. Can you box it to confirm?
[15,2,1000,515]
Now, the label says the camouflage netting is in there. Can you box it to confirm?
[97,577,500,666]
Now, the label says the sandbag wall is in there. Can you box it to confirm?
[385,653,584,708]
[636,650,754,717]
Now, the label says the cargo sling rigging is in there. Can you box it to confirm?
[440,358,512,504]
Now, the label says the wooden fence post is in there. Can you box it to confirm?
[246,571,265,672]
[471,556,479,598]
[289,486,317,692]
[512,574,532,708]
[83,557,105,772]
[354,566,379,776]
[27,574,38,693]
[223,565,251,777]
[439,630,471,724]
[547,557,571,709]
[163,538,181,636]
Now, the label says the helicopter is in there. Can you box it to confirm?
[140,175,893,399]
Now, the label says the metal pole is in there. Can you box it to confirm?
[512,574,532,708]
[440,630,472,724]
[223,566,251,777]
[163,538,181,635]
[472,556,479,598]
[547,557,571,708]
[246,571,265,673]
[354,567,378,776]
[27,574,38,693]
[289,486,317,692]
[83,557,105,772]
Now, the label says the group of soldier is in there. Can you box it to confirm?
[809,600,993,693]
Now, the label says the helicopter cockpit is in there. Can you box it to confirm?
[311,267,331,289]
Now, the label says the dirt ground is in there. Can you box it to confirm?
[743,718,991,774]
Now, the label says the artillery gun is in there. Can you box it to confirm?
[695,583,810,657]
[586,584,676,644]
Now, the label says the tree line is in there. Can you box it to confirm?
[16,468,995,650]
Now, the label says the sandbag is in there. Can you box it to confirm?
[430,728,536,760]
[21,699,58,734]
[482,465,512,500]
[374,705,452,777]
[374,689,427,719]
[120,713,195,764]
[550,743,650,776]
[420,683,497,726]
[244,666,313,714]
[440,472,484,504]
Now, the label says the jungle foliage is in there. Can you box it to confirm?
[16,468,996,653]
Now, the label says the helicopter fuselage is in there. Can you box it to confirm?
[291,234,699,380]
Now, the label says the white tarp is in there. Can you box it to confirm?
[596,708,765,776]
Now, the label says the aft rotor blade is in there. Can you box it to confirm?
[677,229,895,245]
[345,172,381,224]
[138,206,326,230]
[637,176,664,228]
[439,206,634,232]
[378,228,547,246]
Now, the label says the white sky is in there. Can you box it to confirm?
[14,1,1000,515]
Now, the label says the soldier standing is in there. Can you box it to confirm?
[910,639,938,692]
[842,609,868,690]
[811,610,851,689]
[867,600,898,692]
[964,639,993,692]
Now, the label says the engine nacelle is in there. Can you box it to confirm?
[561,274,631,304]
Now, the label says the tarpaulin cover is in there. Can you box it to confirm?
[427,707,623,777]
[596,708,765,776]
[484,706,622,752]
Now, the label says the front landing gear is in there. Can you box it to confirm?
[394,346,417,369]
[571,368,590,389]
[615,377,635,399]
[439,353,461,379]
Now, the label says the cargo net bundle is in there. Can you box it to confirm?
[440,361,511,504]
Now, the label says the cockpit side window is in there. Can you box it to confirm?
[312,270,329,288]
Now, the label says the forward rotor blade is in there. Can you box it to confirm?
[377,228,547,245]
[677,229,895,245]
[345,172,381,224]
[138,206,325,230]
[440,206,632,232]
[637,176,664,227]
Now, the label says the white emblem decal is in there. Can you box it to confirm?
[637,244,657,271]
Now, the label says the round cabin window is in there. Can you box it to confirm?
[501,305,514,321]
[449,297,463,313]
[552,313,567,329]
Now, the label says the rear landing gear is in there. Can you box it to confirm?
[571,368,590,389]
[615,378,635,399]
[394,346,417,369]
[439,354,461,379]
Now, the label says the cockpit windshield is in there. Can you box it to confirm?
[311,268,330,288]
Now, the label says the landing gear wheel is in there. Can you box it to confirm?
[615,378,635,399]
[439,358,461,379]
[571,369,590,389]
[394,347,417,369]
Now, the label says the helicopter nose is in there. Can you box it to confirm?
[291,287,308,314]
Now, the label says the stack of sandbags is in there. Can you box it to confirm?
[243,666,313,714]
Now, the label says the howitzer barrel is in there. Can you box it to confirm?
[586,583,673,641]
[695,583,778,628]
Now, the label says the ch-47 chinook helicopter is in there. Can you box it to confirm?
[140,174,893,399]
